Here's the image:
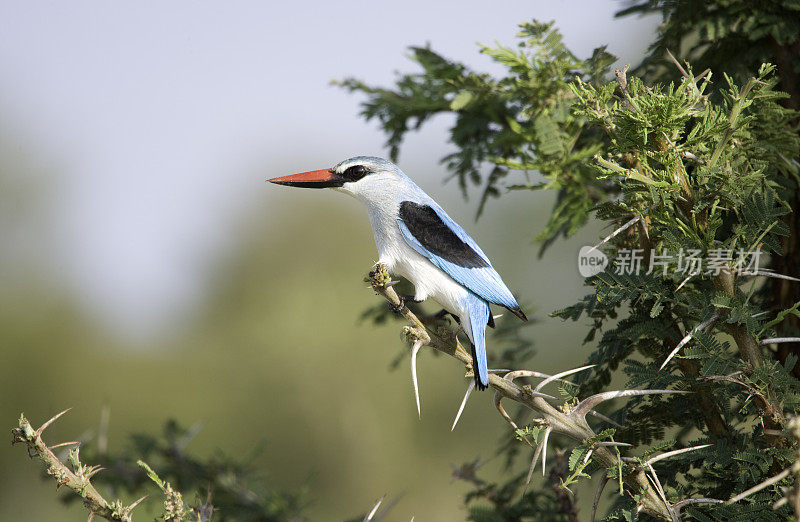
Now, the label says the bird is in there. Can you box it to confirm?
[268,156,526,391]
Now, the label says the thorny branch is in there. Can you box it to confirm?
[10,411,212,522]
[714,270,787,438]
[11,410,135,522]
[368,263,696,521]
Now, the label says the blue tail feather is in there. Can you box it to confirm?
[464,293,491,390]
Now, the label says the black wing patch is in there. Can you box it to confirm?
[398,201,489,269]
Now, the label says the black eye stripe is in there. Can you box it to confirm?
[343,165,369,181]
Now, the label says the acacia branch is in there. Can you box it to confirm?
[368,263,682,520]
[11,411,137,522]
[11,411,212,522]
[714,270,786,431]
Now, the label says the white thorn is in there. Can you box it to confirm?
[411,341,423,419]
[673,497,723,517]
[645,444,712,466]
[727,468,791,504]
[574,389,690,417]
[525,434,546,489]
[451,381,475,431]
[743,269,800,282]
[674,273,693,293]
[363,495,384,521]
[591,475,610,522]
[534,364,595,392]
[660,312,721,370]
[541,427,551,476]
[760,337,800,345]
[500,370,558,399]
[639,216,649,239]
[583,449,594,464]
[36,407,72,437]
[645,463,674,517]
[588,215,642,254]
[493,391,519,430]
[502,369,550,380]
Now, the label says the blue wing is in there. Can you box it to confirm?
[397,201,525,318]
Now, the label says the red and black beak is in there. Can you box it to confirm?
[267,168,345,189]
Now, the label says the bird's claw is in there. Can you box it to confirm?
[390,293,421,314]
[389,298,405,314]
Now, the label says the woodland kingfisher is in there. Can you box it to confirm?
[268,156,526,390]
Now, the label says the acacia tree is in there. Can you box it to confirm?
[621,0,800,380]
[337,3,800,520]
[12,3,800,521]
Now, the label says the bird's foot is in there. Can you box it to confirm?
[390,293,421,315]
[425,308,460,324]
[421,308,454,325]
[441,309,461,324]
[399,293,422,304]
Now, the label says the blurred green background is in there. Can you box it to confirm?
[1,2,655,519]
[1,168,601,520]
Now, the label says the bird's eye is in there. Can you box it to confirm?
[343,165,368,181]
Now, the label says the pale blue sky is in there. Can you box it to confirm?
[1,1,658,338]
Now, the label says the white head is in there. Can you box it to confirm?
[268,156,417,204]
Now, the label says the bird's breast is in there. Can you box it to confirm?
[389,241,471,316]
[363,199,470,316]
